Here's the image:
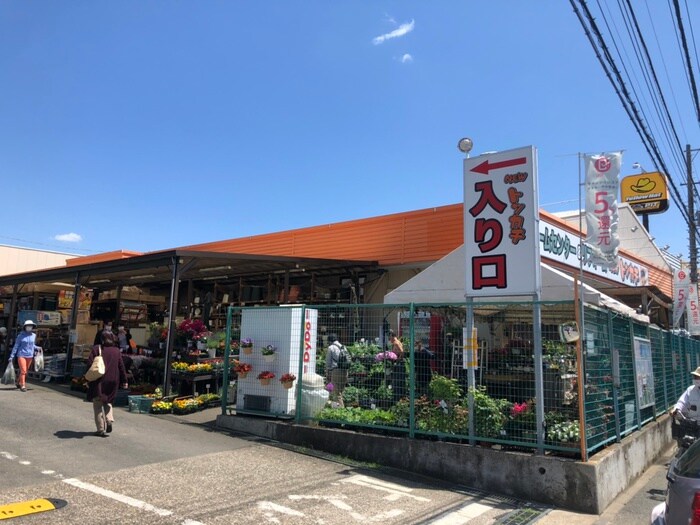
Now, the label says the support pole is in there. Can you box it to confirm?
[688,144,697,283]
[163,257,180,396]
[533,296,545,455]
[465,297,475,445]
[64,274,82,376]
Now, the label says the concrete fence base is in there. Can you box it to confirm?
[216,414,673,514]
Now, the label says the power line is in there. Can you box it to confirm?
[570,0,696,241]
[672,0,700,122]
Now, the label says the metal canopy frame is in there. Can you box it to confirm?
[0,249,378,390]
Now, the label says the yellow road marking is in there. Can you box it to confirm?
[0,498,64,520]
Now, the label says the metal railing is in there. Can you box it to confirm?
[219,301,698,461]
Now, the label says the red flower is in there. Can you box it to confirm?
[257,371,275,380]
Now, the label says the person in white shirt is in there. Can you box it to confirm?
[671,367,700,421]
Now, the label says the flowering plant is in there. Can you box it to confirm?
[192,330,212,342]
[150,401,172,414]
[257,371,275,380]
[374,351,398,362]
[240,338,253,348]
[261,344,277,356]
[511,401,531,419]
[230,341,240,351]
[280,373,296,383]
[177,319,208,339]
[234,363,252,373]
[325,382,334,392]
[547,420,580,443]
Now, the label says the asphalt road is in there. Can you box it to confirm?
[0,381,531,524]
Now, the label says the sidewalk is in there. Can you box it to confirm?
[27,377,222,427]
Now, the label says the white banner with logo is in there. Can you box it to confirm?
[673,268,691,327]
[688,284,700,335]
[584,152,622,270]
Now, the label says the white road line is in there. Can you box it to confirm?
[258,501,305,517]
[41,470,55,475]
[341,475,430,502]
[62,478,173,517]
[289,495,353,511]
[428,502,493,524]
[18,460,31,465]
[0,452,17,460]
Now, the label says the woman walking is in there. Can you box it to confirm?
[8,320,42,392]
[86,331,128,437]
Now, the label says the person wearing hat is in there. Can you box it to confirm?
[670,367,700,421]
[9,320,42,392]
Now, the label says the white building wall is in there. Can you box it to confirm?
[0,245,78,276]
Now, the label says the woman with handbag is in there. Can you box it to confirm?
[86,331,128,437]
[8,319,42,392]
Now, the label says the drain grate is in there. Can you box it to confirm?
[496,506,549,525]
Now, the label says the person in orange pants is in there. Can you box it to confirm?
[9,320,42,392]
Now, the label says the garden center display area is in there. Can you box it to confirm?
[0,248,689,462]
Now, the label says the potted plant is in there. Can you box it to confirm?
[241,338,254,354]
[258,371,275,386]
[261,344,277,362]
[234,363,252,379]
[280,373,296,389]
[547,420,581,446]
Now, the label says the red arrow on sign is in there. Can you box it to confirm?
[470,157,527,175]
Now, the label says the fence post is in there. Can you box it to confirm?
[294,305,307,424]
[630,319,642,432]
[608,310,621,442]
[220,305,233,417]
[408,303,415,439]
[661,329,668,411]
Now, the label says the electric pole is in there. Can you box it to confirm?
[688,144,698,283]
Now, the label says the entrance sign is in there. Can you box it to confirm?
[621,172,669,214]
[463,146,541,297]
[584,152,622,270]
[673,268,691,327]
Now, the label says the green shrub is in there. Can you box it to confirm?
[428,375,461,402]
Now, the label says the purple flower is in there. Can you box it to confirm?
[375,351,398,362]
[325,383,334,392]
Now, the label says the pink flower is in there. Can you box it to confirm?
[325,383,334,392]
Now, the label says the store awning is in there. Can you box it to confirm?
[383,245,649,322]
[0,249,378,288]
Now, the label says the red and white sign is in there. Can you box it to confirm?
[688,284,700,335]
[584,152,622,270]
[673,268,691,327]
[463,146,541,297]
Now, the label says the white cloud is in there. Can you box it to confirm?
[372,19,415,45]
[54,233,83,243]
[400,53,413,64]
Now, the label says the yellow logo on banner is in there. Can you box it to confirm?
[620,172,668,214]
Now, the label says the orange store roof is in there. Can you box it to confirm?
[66,250,143,266]
[182,204,465,267]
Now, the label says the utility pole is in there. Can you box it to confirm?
[688,144,698,283]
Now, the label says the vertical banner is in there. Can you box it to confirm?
[688,284,700,335]
[463,146,541,297]
[673,268,691,327]
[584,152,622,270]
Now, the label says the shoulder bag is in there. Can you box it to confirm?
[85,346,106,382]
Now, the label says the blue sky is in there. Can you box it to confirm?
[1,2,698,262]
